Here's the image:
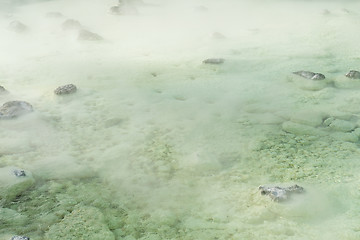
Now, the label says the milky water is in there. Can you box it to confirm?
[1,0,360,239]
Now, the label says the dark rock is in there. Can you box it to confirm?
[54,84,77,95]
[78,29,103,41]
[11,236,30,240]
[259,184,304,202]
[0,101,33,119]
[203,58,225,64]
[345,70,360,79]
[8,21,28,33]
[13,169,26,177]
[62,19,82,30]
[293,71,325,80]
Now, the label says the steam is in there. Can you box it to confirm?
[1,0,360,239]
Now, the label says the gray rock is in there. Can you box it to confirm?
[8,21,28,33]
[78,29,103,41]
[293,71,325,80]
[259,184,304,202]
[203,58,225,64]
[13,169,26,177]
[62,19,82,30]
[54,84,77,95]
[11,236,30,240]
[0,101,33,119]
[345,70,360,79]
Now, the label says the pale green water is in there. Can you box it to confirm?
[1,0,360,239]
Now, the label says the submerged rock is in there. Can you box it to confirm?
[46,12,63,18]
[293,71,325,80]
[8,21,28,33]
[0,166,35,204]
[78,29,103,41]
[62,19,82,30]
[54,84,77,95]
[323,117,357,132]
[0,101,33,119]
[203,58,225,64]
[11,236,30,240]
[345,70,360,79]
[259,184,304,202]
[109,6,121,15]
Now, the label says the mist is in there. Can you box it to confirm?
[1,0,360,239]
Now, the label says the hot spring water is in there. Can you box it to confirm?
[1,0,360,239]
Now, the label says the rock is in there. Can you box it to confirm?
[290,110,326,127]
[345,70,360,79]
[109,6,121,15]
[0,86,8,94]
[46,12,63,18]
[8,21,28,33]
[293,71,325,80]
[282,121,325,136]
[0,166,35,204]
[259,184,304,202]
[13,169,26,177]
[202,58,225,64]
[11,236,30,240]
[62,19,82,30]
[78,29,103,41]
[0,101,33,119]
[212,32,226,39]
[45,206,115,240]
[323,117,356,132]
[54,84,77,95]
[288,72,330,91]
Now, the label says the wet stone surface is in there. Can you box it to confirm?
[345,70,360,79]
[0,101,33,119]
[259,184,305,202]
[54,84,77,95]
[293,71,325,80]
[203,58,225,64]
